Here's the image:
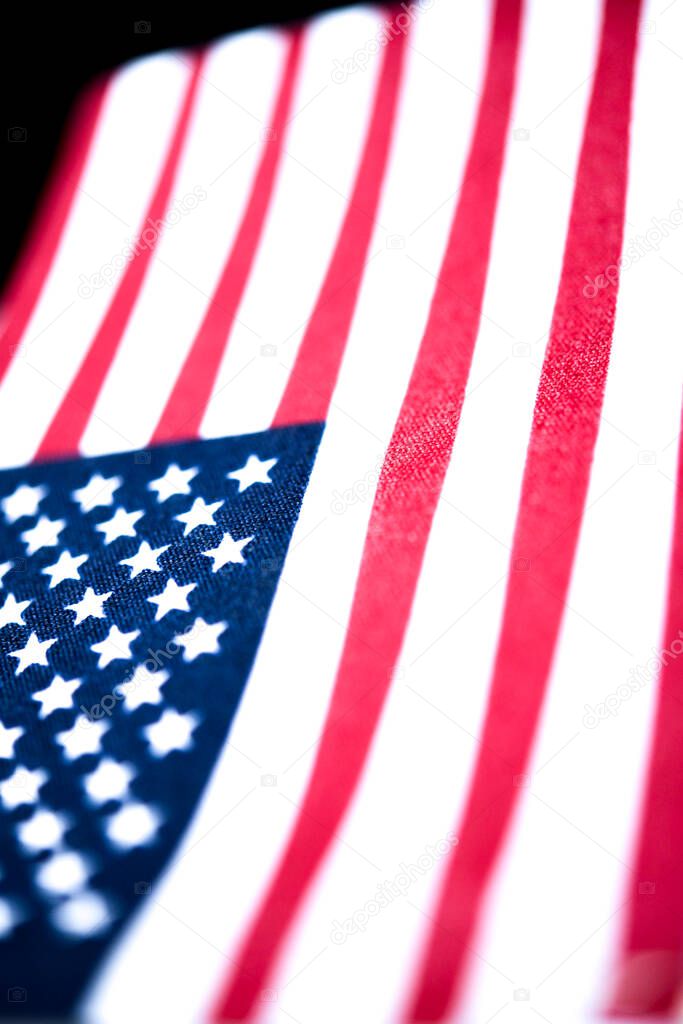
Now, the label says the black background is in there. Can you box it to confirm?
[2,3,363,290]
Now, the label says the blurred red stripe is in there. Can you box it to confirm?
[609,402,683,1017]
[35,52,206,461]
[152,29,304,445]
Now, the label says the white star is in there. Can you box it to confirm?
[0,898,22,939]
[174,617,227,662]
[18,808,69,852]
[2,483,47,523]
[175,497,224,536]
[72,473,122,512]
[21,515,65,555]
[105,801,162,848]
[203,530,253,571]
[0,593,31,629]
[32,675,80,718]
[0,721,24,758]
[42,549,88,588]
[120,664,169,711]
[36,850,91,896]
[57,715,109,761]
[119,540,169,578]
[144,709,199,757]
[148,463,198,502]
[227,454,277,492]
[0,767,47,809]
[66,587,112,626]
[0,562,11,588]
[83,758,135,804]
[96,507,144,545]
[147,578,196,621]
[91,624,139,668]
[8,631,57,674]
[52,891,113,936]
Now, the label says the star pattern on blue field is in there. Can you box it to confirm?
[0,424,322,1009]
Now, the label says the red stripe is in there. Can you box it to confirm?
[34,52,206,462]
[404,1,642,1019]
[151,30,304,446]
[0,77,109,385]
[272,10,408,428]
[608,405,683,1017]
[212,2,523,1018]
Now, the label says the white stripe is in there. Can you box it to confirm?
[260,0,491,1003]
[0,54,191,468]
[200,6,387,440]
[81,3,418,1019]
[197,1,496,1019]
[265,2,601,1022]
[79,29,286,457]
[461,2,683,1021]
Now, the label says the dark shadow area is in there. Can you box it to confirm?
[2,3,365,287]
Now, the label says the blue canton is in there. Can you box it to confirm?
[0,422,323,1016]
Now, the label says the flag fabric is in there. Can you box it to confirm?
[0,426,321,1016]
[0,1,681,1021]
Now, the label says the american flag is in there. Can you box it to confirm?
[0,1,681,1020]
